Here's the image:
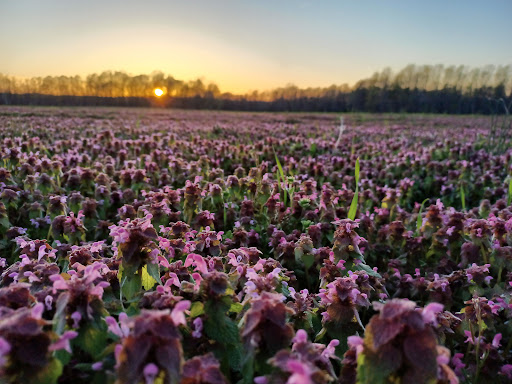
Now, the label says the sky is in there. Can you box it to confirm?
[1,0,511,94]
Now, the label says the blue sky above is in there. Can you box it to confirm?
[1,0,511,93]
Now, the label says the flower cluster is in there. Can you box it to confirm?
[0,108,511,383]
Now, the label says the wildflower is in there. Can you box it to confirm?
[49,331,78,353]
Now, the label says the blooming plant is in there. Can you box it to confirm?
[0,108,511,383]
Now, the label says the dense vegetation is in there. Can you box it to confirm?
[2,64,511,113]
[0,107,511,383]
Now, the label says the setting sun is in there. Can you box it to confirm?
[154,88,164,97]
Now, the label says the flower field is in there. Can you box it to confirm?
[0,106,511,383]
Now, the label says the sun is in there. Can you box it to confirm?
[154,88,164,97]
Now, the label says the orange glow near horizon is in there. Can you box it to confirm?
[154,88,164,97]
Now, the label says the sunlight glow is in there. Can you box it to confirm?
[154,88,164,97]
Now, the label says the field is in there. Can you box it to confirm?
[0,106,511,383]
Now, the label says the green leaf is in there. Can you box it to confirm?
[122,273,141,300]
[54,349,71,366]
[190,302,205,317]
[460,183,466,211]
[141,265,157,290]
[52,292,70,335]
[309,142,317,156]
[117,263,123,283]
[226,344,243,372]
[229,302,244,314]
[241,350,255,384]
[74,324,107,359]
[356,353,387,384]
[147,262,161,282]
[205,312,239,345]
[0,216,11,229]
[281,282,291,298]
[356,262,381,278]
[30,357,63,384]
[302,253,315,270]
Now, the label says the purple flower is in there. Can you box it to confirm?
[463,330,484,346]
[170,300,190,326]
[286,359,313,384]
[421,302,444,326]
[49,331,78,353]
[320,339,340,362]
[492,333,502,348]
[105,312,131,338]
[143,363,159,384]
[451,353,465,377]
[192,317,203,338]
[292,329,308,345]
[184,253,208,274]
[71,311,82,328]
[347,335,364,357]
[501,365,512,380]
[0,337,11,367]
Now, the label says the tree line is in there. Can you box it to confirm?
[1,64,511,113]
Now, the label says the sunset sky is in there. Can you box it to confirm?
[1,0,511,94]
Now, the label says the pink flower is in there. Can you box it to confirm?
[463,330,484,345]
[321,339,339,361]
[109,225,130,244]
[192,272,203,291]
[492,333,502,348]
[32,302,44,319]
[292,329,308,345]
[49,331,78,353]
[143,363,159,384]
[347,335,364,357]
[501,364,512,379]
[71,311,82,328]
[422,302,444,325]
[105,312,131,338]
[38,245,47,261]
[286,359,313,384]
[23,271,41,283]
[184,253,208,274]
[157,254,171,269]
[90,241,104,253]
[0,337,11,366]
[192,317,203,338]
[446,226,456,236]
[170,300,190,326]
[451,353,465,376]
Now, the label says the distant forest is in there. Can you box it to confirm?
[1,64,511,113]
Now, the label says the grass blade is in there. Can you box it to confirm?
[508,178,512,207]
[348,158,360,220]
[416,198,429,234]
[274,150,285,182]
[460,184,466,211]
[273,147,288,207]
[348,186,358,220]
[355,157,360,184]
